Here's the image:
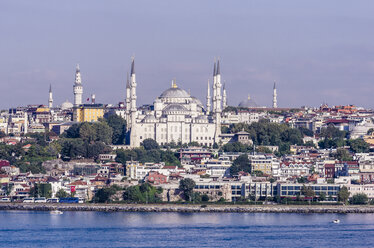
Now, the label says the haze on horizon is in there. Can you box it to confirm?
[1,0,374,110]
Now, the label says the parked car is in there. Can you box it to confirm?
[0,198,11,202]
[23,198,35,203]
[34,197,47,203]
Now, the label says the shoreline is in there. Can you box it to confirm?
[1,203,374,213]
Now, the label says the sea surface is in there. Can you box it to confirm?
[0,211,374,248]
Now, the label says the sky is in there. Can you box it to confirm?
[1,0,374,109]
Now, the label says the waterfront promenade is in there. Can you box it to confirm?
[1,203,374,213]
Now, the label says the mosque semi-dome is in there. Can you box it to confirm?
[162,104,188,114]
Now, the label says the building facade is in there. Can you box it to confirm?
[126,59,224,148]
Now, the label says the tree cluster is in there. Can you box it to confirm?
[93,185,122,203]
[123,183,163,203]
[223,120,304,155]
[115,147,180,168]
[30,183,52,198]
[221,142,252,153]
[179,178,196,201]
[229,154,250,176]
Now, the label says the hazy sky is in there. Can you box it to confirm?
[1,0,374,109]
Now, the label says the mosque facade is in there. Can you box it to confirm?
[126,58,226,148]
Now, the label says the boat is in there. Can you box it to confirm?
[333,219,340,224]
[50,210,63,215]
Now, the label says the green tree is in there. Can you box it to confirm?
[179,178,196,201]
[350,193,368,205]
[301,185,315,198]
[338,186,350,204]
[93,185,120,203]
[93,121,113,144]
[64,123,81,138]
[334,148,353,161]
[298,127,314,137]
[56,189,69,198]
[105,114,126,144]
[320,124,346,139]
[30,183,52,198]
[319,192,326,201]
[142,138,159,150]
[79,123,96,143]
[123,183,162,203]
[348,139,370,153]
[230,154,250,176]
[252,170,264,177]
[201,194,209,202]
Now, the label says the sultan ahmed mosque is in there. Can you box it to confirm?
[125,58,227,148]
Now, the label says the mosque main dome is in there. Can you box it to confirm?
[159,87,190,98]
[238,95,258,108]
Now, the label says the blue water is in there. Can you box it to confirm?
[0,211,374,247]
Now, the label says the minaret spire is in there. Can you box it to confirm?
[222,83,227,110]
[206,79,211,115]
[216,59,220,75]
[212,59,217,112]
[130,57,135,75]
[272,81,277,108]
[126,71,131,130]
[48,84,53,108]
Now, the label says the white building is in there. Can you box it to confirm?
[126,59,224,148]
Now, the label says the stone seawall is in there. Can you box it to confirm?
[1,203,374,213]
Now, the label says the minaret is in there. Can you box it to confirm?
[125,72,131,130]
[206,79,211,115]
[91,94,96,104]
[273,81,277,108]
[215,59,222,113]
[129,57,138,147]
[214,59,222,143]
[73,64,83,107]
[48,84,53,108]
[212,61,217,113]
[222,83,227,110]
[23,111,28,134]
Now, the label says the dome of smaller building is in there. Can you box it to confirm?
[142,114,157,123]
[238,95,258,108]
[195,115,208,123]
[191,97,204,108]
[61,100,73,110]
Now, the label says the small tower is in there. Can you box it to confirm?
[213,59,222,143]
[23,111,28,134]
[206,79,211,115]
[48,84,53,108]
[222,83,227,110]
[273,81,277,108]
[125,72,131,130]
[129,57,138,147]
[73,64,83,107]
